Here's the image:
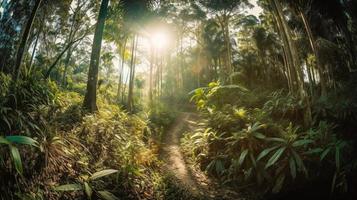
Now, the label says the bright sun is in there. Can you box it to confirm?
[150,30,169,50]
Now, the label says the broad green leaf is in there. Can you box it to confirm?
[54,184,82,191]
[238,149,249,166]
[90,169,118,181]
[272,174,286,193]
[292,139,313,147]
[84,182,93,199]
[10,145,23,174]
[6,136,38,147]
[289,157,296,179]
[265,147,286,169]
[97,190,119,200]
[257,146,279,161]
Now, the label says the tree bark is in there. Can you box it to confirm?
[83,0,109,112]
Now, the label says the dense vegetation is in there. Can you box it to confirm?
[0,0,356,199]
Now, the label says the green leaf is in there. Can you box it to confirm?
[97,191,119,200]
[253,132,266,139]
[257,146,279,161]
[10,145,23,174]
[0,136,10,145]
[266,137,286,143]
[292,150,307,177]
[289,157,296,179]
[265,147,286,169]
[215,160,224,174]
[238,149,249,166]
[84,182,93,199]
[304,148,323,155]
[54,184,82,191]
[6,136,38,147]
[272,174,286,193]
[90,169,118,181]
[292,139,313,147]
[320,148,331,161]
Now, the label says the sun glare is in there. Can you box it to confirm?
[150,30,169,50]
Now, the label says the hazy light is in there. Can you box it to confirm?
[150,30,170,50]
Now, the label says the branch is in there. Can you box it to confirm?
[44,30,91,79]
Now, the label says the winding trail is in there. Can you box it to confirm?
[160,112,246,200]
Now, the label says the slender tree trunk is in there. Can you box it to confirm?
[179,33,184,89]
[272,0,312,126]
[117,37,127,100]
[272,10,295,92]
[28,18,43,75]
[127,35,138,113]
[61,47,72,86]
[44,34,87,79]
[149,46,154,105]
[299,10,326,96]
[13,0,42,82]
[122,66,130,102]
[83,0,109,112]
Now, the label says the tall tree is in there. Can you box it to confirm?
[127,35,138,113]
[13,0,42,82]
[198,0,250,83]
[83,0,110,112]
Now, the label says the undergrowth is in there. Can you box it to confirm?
[184,81,357,199]
[0,73,185,200]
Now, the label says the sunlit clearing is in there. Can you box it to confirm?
[150,30,170,50]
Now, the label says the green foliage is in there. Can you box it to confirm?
[55,169,119,200]
[148,102,179,142]
[0,73,57,135]
[0,135,38,174]
[187,81,354,194]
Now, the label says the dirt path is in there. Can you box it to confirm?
[160,112,246,200]
[160,113,200,192]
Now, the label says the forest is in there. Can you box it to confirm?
[0,0,357,199]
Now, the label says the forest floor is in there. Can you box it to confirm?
[159,112,249,200]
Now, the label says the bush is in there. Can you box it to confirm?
[185,81,354,195]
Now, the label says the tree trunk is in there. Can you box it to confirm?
[272,0,312,126]
[13,0,42,82]
[117,37,127,100]
[28,18,43,75]
[83,0,109,112]
[61,47,72,86]
[44,34,87,79]
[127,35,138,113]
[149,46,154,105]
[299,10,326,97]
